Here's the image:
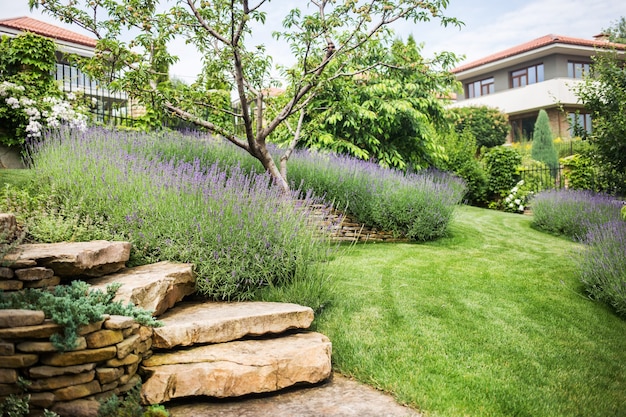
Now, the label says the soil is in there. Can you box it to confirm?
[167,373,421,417]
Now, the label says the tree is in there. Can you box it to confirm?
[574,51,626,194]
[531,109,558,174]
[272,35,459,170]
[603,16,626,44]
[449,106,509,150]
[30,0,461,191]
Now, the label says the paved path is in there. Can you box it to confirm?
[167,373,421,417]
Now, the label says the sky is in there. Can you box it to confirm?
[3,0,625,83]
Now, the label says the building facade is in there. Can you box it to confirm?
[0,16,135,125]
[449,34,626,141]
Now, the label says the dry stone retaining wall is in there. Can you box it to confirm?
[0,310,153,416]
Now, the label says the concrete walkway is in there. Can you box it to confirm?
[167,373,421,417]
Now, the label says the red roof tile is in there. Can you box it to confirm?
[0,16,96,48]
[452,34,626,74]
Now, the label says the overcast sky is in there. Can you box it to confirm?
[3,0,624,83]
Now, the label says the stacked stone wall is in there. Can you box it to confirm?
[0,310,153,416]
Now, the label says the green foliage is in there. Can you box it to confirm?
[603,16,626,44]
[0,281,160,351]
[530,110,559,174]
[518,158,555,193]
[560,153,598,191]
[97,383,161,417]
[440,129,488,205]
[449,106,510,149]
[0,378,59,417]
[482,146,522,203]
[275,36,457,170]
[0,33,71,146]
[574,51,626,195]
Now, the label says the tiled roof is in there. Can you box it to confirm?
[0,16,97,48]
[452,34,626,74]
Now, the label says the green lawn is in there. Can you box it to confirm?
[316,205,626,417]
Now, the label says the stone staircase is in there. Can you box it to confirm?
[0,236,333,414]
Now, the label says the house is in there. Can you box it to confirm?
[0,16,135,124]
[449,34,626,141]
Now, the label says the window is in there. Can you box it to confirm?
[510,64,544,88]
[466,77,495,98]
[567,61,590,79]
[568,112,592,136]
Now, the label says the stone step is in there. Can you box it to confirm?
[3,240,131,277]
[89,262,195,317]
[140,332,332,404]
[151,301,315,349]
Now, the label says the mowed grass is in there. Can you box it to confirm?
[316,205,626,417]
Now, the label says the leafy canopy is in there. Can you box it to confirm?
[271,35,459,170]
[30,0,462,191]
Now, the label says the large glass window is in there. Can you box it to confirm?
[466,77,495,98]
[567,61,590,79]
[511,64,544,88]
[568,112,592,136]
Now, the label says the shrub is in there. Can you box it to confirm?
[560,153,598,191]
[578,220,626,317]
[531,109,559,174]
[449,106,510,149]
[440,129,488,205]
[0,281,160,351]
[518,158,555,193]
[286,149,467,241]
[482,146,522,204]
[30,127,332,302]
[531,189,623,239]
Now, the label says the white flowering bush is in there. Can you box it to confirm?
[503,180,533,213]
[0,81,87,145]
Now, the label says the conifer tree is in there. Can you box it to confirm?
[531,109,559,174]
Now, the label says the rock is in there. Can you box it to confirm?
[14,266,54,281]
[95,367,124,385]
[0,319,61,339]
[0,280,22,290]
[0,341,14,355]
[0,213,18,241]
[28,363,96,379]
[104,315,135,330]
[23,275,61,289]
[0,368,18,384]
[0,266,14,279]
[41,346,117,367]
[116,334,140,359]
[1,353,38,368]
[0,309,45,328]
[3,241,131,277]
[29,370,95,391]
[140,332,332,403]
[17,337,86,353]
[51,398,101,417]
[85,330,124,349]
[152,301,315,349]
[29,391,56,408]
[53,380,101,401]
[89,262,195,316]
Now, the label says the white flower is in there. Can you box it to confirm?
[505,196,511,203]
[514,199,521,205]
[5,97,20,109]
[519,205,525,212]
[508,203,514,208]
[66,92,76,100]
[512,187,519,193]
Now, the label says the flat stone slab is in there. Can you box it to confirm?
[3,241,130,277]
[152,301,314,349]
[89,262,195,316]
[167,373,421,417]
[140,332,332,404]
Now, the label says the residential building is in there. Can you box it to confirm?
[0,16,135,124]
[449,34,626,141]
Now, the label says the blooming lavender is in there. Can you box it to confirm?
[578,220,626,316]
[531,189,623,239]
[30,127,332,301]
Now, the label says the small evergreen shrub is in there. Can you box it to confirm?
[0,281,160,351]
[578,220,626,317]
[530,110,559,175]
[531,189,623,239]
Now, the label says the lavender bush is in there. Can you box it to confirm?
[531,189,624,239]
[29,128,332,303]
[578,221,626,316]
[286,150,467,241]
